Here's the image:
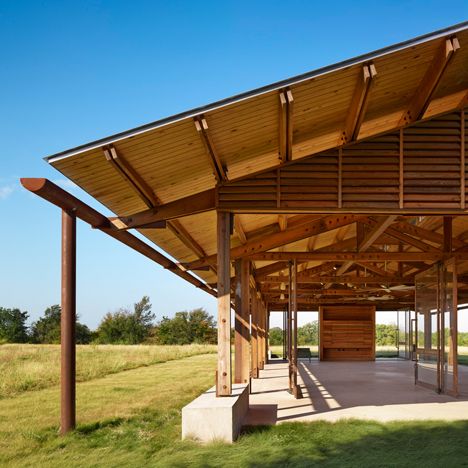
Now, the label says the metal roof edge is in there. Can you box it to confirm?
[45,21,468,163]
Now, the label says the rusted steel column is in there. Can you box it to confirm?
[61,209,76,434]
[216,211,232,396]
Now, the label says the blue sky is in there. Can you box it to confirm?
[0,1,467,329]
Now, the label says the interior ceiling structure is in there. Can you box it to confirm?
[43,22,468,310]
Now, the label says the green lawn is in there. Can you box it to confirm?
[0,343,216,399]
[1,346,468,467]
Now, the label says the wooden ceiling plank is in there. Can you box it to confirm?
[399,36,460,126]
[195,116,227,182]
[342,63,377,144]
[104,146,159,208]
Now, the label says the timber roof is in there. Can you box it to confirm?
[44,22,468,309]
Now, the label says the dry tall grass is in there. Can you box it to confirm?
[0,343,216,399]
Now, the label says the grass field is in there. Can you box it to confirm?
[0,343,216,399]
[1,344,468,467]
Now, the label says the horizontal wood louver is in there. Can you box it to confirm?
[217,110,467,213]
[404,112,462,208]
[341,133,400,209]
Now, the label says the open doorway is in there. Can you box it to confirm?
[268,311,318,360]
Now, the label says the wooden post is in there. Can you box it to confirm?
[234,259,250,384]
[266,308,270,364]
[259,300,265,370]
[217,211,232,396]
[291,259,303,398]
[61,209,76,434]
[251,290,259,378]
[288,263,293,392]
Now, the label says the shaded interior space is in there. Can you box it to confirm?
[246,359,468,425]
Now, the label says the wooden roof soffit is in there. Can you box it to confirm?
[341,63,377,144]
[110,188,216,230]
[278,89,294,162]
[399,36,460,126]
[103,145,159,208]
[103,146,212,269]
[194,115,227,183]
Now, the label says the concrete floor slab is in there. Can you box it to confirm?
[246,359,468,425]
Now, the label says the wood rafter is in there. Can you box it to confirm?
[104,145,158,208]
[399,36,460,126]
[103,146,212,270]
[260,275,413,284]
[195,115,227,183]
[113,189,215,229]
[248,251,446,262]
[184,214,366,270]
[334,215,396,277]
[341,63,377,144]
[278,89,294,162]
[234,215,247,244]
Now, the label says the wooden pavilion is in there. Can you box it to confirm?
[22,22,468,436]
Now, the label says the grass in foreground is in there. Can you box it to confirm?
[1,349,468,467]
[0,343,216,399]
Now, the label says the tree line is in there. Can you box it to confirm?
[0,296,216,345]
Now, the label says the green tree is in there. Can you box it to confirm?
[96,296,155,344]
[375,323,397,346]
[298,321,319,345]
[269,327,283,346]
[0,307,29,343]
[30,305,92,344]
[153,308,217,345]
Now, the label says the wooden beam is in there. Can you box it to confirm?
[393,220,465,249]
[359,216,397,251]
[278,90,294,162]
[168,219,207,260]
[251,291,259,378]
[444,216,453,253]
[184,214,365,269]
[286,90,294,161]
[216,211,232,396]
[278,91,287,162]
[384,225,440,252]
[104,145,158,208]
[335,215,396,277]
[399,37,460,125]
[248,252,443,261]
[21,178,216,297]
[234,215,247,244]
[234,259,250,384]
[341,63,376,144]
[195,116,227,182]
[114,189,215,229]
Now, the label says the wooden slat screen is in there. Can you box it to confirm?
[217,109,467,213]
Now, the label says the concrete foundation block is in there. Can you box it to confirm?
[182,383,249,443]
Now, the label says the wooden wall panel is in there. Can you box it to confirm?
[319,305,376,361]
[217,110,467,214]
